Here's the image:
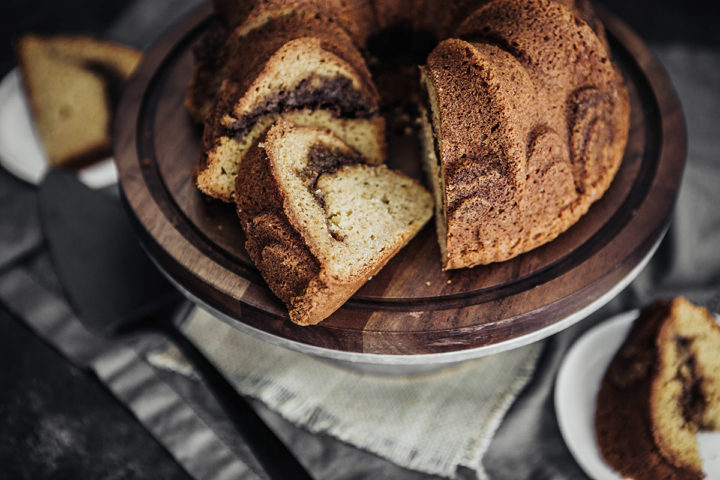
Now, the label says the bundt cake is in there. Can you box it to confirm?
[595,298,720,480]
[190,0,628,263]
[188,0,630,321]
[235,120,433,325]
[16,35,141,168]
[421,0,629,268]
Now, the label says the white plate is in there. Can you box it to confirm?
[0,68,117,188]
[555,309,720,479]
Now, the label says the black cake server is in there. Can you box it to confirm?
[38,169,312,480]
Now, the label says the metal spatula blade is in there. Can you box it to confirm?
[38,169,313,480]
[38,169,179,337]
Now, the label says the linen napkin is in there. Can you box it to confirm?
[150,308,543,479]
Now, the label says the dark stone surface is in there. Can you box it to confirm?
[0,303,191,480]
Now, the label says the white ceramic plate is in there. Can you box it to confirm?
[0,68,117,188]
[555,310,720,479]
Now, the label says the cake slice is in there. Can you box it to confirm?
[211,0,376,45]
[15,35,141,168]
[651,297,720,474]
[196,35,384,202]
[235,120,433,325]
[185,7,371,124]
[595,298,720,480]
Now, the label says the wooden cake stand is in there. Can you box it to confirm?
[114,4,685,370]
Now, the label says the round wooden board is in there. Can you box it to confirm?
[114,4,686,360]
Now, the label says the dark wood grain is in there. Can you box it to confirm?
[114,4,686,355]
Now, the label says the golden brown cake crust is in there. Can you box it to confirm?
[212,0,377,45]
[371,0,606,43]
[422,0,629,268]
[15,34,141,168]
[235,135,323,308]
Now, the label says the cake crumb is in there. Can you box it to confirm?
[425,281,431,286]
[447,279,452,284]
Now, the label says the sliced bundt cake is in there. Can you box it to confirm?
[195,33,385,202]
[595,298,720,480]
[420,0,629,269]
[16,35,141,168]
[235,120,433,325]
[191,0,630,274]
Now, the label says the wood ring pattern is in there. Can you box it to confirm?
[115,4,686,356]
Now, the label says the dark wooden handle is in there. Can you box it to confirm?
[144,304,313,480]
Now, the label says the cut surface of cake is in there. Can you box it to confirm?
[195,31,385,202]
[235,120,433,325]
[16,35,141,168]
[595,298,720,480]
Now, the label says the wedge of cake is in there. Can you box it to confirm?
[16,35,141,168]
[235,120,433,325]
[595,297,720,480]
[650,298,720,475]
[194,26,385,203]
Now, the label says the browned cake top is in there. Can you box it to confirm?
[421,0,628,267]
[456,0,624,195]
[236,143,324,306]
[370,0,606,43]
[212,0,377,45]
[190,9,374,125]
